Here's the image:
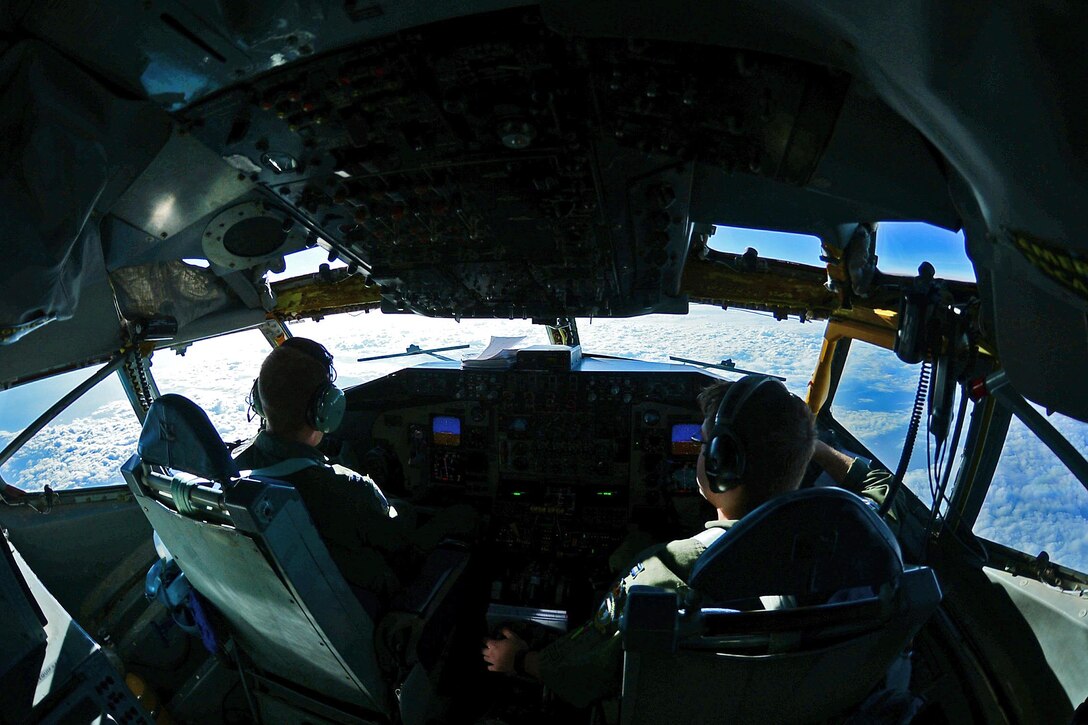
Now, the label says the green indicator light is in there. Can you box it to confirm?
[512,491,523,496]
[598,491,613,497]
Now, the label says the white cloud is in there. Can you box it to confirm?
[1,399,141,490]
[974,413,1088,570]
[834,409,909,439]
[2,305,1085,574]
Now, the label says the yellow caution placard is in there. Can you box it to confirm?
[1014,235,1088,299]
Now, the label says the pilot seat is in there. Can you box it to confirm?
[121,394,468,725]
[618,488,942,724]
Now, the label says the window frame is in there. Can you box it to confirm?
[814,326,970,516]
[0,355,143,494]
[969,389,1088,575]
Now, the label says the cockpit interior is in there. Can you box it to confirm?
[344,356,718,615]
[1,1,1087,724]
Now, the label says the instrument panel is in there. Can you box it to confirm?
[176,6,849,319]
[337,358,721,618]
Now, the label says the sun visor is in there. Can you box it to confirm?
[990,241,1088,422]
[0,43,108,344]
[0,41,171,345]
[109,261,246,334]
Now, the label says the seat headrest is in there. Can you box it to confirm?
[138,394,239,482]
[690,488,903,603]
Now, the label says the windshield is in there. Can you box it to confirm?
[150,329,272,442]
[288,315,543,388]
[267,245,348,283]
[705,222,974,283]
[290,305,821,397]
[570,305,822,399]
[831,342,968,508]
[5,301,1078,578]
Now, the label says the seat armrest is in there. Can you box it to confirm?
[698,596,886,636]
[620,586,681,653]
[896,566,942,621]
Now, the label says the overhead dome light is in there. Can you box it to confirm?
[202,201,306,270]
[498,119,536,149]
[224,217,287,258]
[260,151,298,174]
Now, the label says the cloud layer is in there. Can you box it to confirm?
[2,306,1085,572]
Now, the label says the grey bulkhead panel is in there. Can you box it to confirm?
[983,567,1088,708]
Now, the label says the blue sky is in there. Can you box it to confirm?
[2,224,1086,572]
[709,222,974,281]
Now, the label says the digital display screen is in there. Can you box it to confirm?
[432,416,462,446]
[671,423,702,456]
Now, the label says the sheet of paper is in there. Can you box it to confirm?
[468,335,527,361]
[486,603,568,633]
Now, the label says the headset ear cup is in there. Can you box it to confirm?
[705,374,776,494]
[249,378,265,419]
[707,430,744,493]
[309,383,346,433]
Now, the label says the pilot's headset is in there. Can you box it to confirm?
[704,374,781,493]
[247,338,346,433]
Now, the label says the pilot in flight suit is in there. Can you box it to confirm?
[482,376,894,707]
[233,338,475,607]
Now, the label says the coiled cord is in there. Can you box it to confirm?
[879,358,931,517]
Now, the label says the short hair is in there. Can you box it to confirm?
[257,340,334,435]
[698,378,816,512]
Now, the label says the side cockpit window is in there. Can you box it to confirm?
[975,409,1088,574]
[0,367,141,491]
